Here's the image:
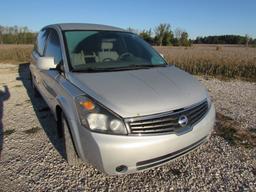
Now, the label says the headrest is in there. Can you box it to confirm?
[101,41,113,50]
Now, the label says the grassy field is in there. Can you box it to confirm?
[0,44,33,64]
[155,44,256,81]
[0,44,255,81]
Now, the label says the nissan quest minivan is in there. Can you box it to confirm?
[30,23,215,175]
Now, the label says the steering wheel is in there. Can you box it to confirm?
[119,52,133,60]
[103,58,114,62]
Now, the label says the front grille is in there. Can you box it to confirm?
[126,99,208,135]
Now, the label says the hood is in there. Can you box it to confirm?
[68,66,208,118]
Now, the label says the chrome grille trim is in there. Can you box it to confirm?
[131,121,178,130]
[125,99,209,135]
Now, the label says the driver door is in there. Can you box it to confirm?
[41,29,63,111]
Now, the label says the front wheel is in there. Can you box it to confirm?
[62,113,81,166]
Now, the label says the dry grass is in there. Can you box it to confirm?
[0,44,256,81]
[156,44,256,81]
[0,44,33,64]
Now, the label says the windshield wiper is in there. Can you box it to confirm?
[138,64,167,68]
[114,64,167,70]
[72,64,167,73]
[72,68,115,73]
[72,66,148,72]
[97,65,153,71]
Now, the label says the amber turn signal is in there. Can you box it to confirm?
[80,100,95,110]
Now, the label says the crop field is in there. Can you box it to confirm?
[155,44,256,81]
[0,44,255,81]
[0,44,33,64]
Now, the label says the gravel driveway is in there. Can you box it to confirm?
[0,63,255,191]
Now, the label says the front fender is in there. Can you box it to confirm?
[56,95,86,159]
[56,95,77,121]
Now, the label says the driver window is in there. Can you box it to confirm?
[44,30,62,65]
[36,29,48,56]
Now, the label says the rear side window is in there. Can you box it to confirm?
[36,30,48,56]
[44,30,62,65]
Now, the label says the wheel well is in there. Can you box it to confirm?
[29,71,32,80]
[56,106,80,158]
[56,105,63,138]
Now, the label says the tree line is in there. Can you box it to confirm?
[0,25,36,44]
[0,24,255,46]
[193,35,256,45]
[128,23,192,46]
[129,23,256,46]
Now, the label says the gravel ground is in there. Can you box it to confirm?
[0,63,255,191]
[199,76,256,132]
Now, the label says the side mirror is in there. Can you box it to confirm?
[56,61,64,73]
[160,53,165,58]
[37,57,56,70]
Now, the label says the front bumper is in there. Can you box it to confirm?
[76,104,215,175]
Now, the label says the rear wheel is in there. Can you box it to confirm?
[61,112,80,166]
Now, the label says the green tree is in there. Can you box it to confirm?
[154,23,173,46]
[172,38,179,46]
[139,29,153,44]
[193,35,255,45]
[180,32,190,46]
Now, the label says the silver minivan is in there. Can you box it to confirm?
[30,23,215,175]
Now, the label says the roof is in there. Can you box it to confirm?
[46,23,125,32]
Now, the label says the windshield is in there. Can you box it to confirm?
[64,30,167,72]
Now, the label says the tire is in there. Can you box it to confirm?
[61,112,81,166]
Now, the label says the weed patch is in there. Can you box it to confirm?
[214,112,256,147]
[3,129,15,136]
[23,126,41,134]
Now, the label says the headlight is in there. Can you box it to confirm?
[75,95,127,135]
